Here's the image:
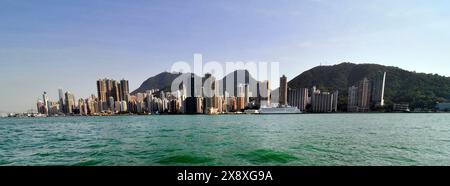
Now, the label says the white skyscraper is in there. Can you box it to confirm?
[371,71,387,107]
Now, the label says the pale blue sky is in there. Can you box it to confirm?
[1,0,450,112]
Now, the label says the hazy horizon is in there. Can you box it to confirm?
[1,0,450,112]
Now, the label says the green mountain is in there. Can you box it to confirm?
[131,72,183,94]
[289,62,450,110]
[133,63,450,111]
[132,70,259,95]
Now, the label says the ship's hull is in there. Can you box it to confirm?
[259,107,302,114]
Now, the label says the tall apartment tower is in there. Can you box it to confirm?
[347,86,359,112]
[42,92,49,115]
[258,80,271,107]
[112,80,121,102]
[311,92,333,113]
[185,73,198,114]
[279,75,288,106]
[65,91,75,114]
[97,78,129,111]
[371,71,386,107]
[190,73,195,97]
[103,79,120,102]
[203,73,220,114]
[97,79,107,102]
[288,88,309,111]
[120,79,129,102]
[357,78,371,112]
[332,90,339,112]
[244,84,249,106]
[58,89,65,113]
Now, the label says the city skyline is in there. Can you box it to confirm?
[2,0,450,112]
[1,60,448,114]
[32,69,388,116]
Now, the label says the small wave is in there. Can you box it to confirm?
[236,149,298,164]
[159,129,176,132]
[384,156,417,163]
[156,154,214,165]
[387,145,419,153]
[108,139,123,145]
[299,144,343,154]
[163,148,181,153]
[156,134,170,138]
[83,143,109,149]
[33,152,53,157]
[49,137,73,142]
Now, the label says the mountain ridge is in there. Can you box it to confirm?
[289,62,450,110]
[132,70,259,96]
[132,62,450,110]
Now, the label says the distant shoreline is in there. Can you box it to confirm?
[3,111,450,119]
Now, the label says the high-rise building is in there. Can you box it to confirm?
[47,101,60,115]
[86,96,97,115]
[227,96,237,112]
[347,86,359,112]
[78,98,87,115]
[97,79,107,103]
[357,78,371,112]
[185,73,201,114]
[332,90,339,112]
[36,99,46,114]
[42,92,49,114]
[58,89,65,113]
[288,88,309,111]
[195,97,203,114]
[347,78,371,112]
[65,91,75,114]
[237,97,245,111]
[97,78,129,111]
[234,71,238,97]
[112,80,121,102]
[258,80,271,107]
[371,71,386,108]
[108,96,115,111]
[310,87,338,113]
[120,100,128,113]
[217,97,223,113]
[244,84,249,106]
[203,73,220,114]
[120,79,129,102]
[102,79,120,103]
[190,73,195,97]
[279,75,288,106]
[311,92,333,113]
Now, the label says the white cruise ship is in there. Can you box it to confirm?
[259,106,302,114]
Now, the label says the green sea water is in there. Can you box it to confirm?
[1,114,449,166]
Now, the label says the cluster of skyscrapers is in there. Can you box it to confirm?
[36,74,266,116]
[37,79,130,116]
[36,71,387,116]
[286,86,339,113]
[37,90,77,116]
[173,73,268,114]
[347,71,386,112]
[284,72,386,113]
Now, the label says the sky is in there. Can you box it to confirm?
[1,0,450,112]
